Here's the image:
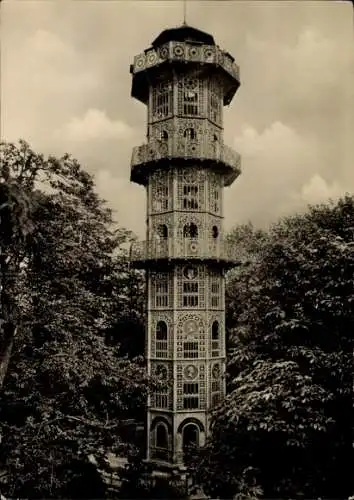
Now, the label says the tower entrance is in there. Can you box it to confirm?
[182,424,199,454]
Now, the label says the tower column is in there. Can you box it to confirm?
[129,24,241,470]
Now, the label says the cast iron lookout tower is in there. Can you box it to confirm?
[130,24,241,469]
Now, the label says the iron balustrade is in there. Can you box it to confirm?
[131,140,241,172]
[150,447,173,462]
[130,238,239,263]
[132,42,240,83]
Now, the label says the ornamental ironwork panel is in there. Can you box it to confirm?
[131,42,240,83]
[130,238,240,262]
[208,312,226,358]
[131,140,241,173]
[176,362,206,410]
[149,271,174,309]
[176,309,207,359]
[149,311,174,358]
[151,361,173,410]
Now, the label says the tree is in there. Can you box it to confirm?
[0,140,40,387]
[0,140,159,498]
[187,196,354,499]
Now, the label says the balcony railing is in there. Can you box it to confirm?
[132,42,240,83]
[150,447,173,463]
[130,140,241,186]
[130,238,241,265]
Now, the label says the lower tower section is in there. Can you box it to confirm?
[145,262,227,469]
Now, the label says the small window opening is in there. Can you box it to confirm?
[183,223,198,238]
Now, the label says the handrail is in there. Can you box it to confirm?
[130,238,241,263]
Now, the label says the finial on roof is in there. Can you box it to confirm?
[183,0,187,25]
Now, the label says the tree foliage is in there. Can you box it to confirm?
[0,140,157,498]
[187,196,354,499]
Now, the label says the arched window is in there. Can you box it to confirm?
[182,80,199,115]
[154,175,169,212]
[154,365,168,408]
[152,81,173,119]
[157,224,168,239]
[154,273,169,308]
[210,276,220,308]
[183,424,199,451]
[156,423,168,449]
[209,82,221,123]
[161,130,168,140]
[212,225,219,239]
[183,223,198,239]
[184,128,196,140]
[212,321,219,357]
[156,321,168,358]
[183,184,198,209]
[212,321,219,339]
[211,364,222,407]
[212,188,220,213]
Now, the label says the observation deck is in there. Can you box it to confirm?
[130,238,242,268]
[130,33,240,105]
[130,139,241,186]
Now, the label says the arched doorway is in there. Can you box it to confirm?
[156,423,168,449]
[155,423,169,461]
[182,423,199,453]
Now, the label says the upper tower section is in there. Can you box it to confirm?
[130,25,239,106]
[130,24,241,187]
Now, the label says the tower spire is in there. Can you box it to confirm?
[183,0,187,25]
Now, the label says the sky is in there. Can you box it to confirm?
[1,0,354,238]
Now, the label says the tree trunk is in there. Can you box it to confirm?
[0,255,18,389]
[0,323,16,388]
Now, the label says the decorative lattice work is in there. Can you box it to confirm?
[151,80,174,121]
[210,362,223,408]
[208,77,223,126]
[151,362,173,410]
[149,119,174,141]
[208,171,223,215]
[176,212,205,237]
[149,170,173,214]
[177,72,205,117]
[176,119,204,157]
[149,271,173,309]
[149,214,174,242]
[176,310,206,359]
[208,270,223,310]
[149,312,173,359]
[208,218,222,258]
[176,363,206,410]
[176,264,206,310]
[208,313,225,358]
[176,167,206,211]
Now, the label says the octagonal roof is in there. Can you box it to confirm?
[151,24,215,48]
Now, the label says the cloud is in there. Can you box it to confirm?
[55,109,134,143]
[1,28,102,146]
[225,120,350,230]
[244,28,353,104]
[233,121,318,190]
[299,174,344,206]
[2,2,352,236]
